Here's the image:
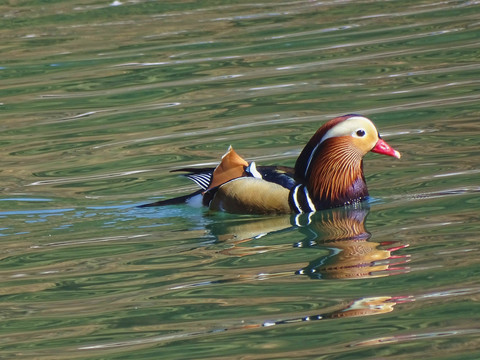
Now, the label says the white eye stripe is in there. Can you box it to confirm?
[319,116,372,143]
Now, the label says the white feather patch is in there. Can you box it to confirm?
[186,194,203,208]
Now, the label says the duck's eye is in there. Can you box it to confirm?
[356,129,366,137]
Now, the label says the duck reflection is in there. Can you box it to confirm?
[208,205,410,280]
[262,295,414,327]
[294,207,410,279]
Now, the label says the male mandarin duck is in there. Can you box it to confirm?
[140,114,400,214]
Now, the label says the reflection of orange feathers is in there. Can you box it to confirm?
[207,146,248,191]
[328,296,397,318]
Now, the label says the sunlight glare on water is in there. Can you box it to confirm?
[1,0,479,359]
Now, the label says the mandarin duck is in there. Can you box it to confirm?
[140,114,400,214]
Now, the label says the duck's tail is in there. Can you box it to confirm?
[138,190,203,208]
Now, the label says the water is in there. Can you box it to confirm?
[1,0,479,359]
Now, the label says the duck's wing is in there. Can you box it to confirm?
[203,156,296,214]
[207,146,249,190]
[139,147,297,210]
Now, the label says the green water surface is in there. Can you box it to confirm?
[1,1,479,359]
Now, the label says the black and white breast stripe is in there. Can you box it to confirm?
[289,184,316,213]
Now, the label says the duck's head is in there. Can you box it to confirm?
[295,114,401,207]
[319,115,401,159]
[296,114,400,180]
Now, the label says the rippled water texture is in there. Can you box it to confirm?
[1,1,479,359]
